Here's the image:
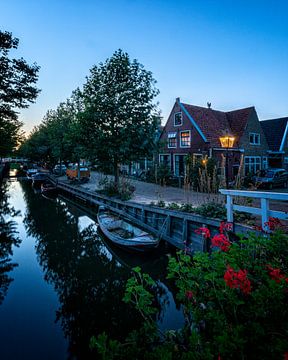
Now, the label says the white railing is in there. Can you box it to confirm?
[219,189,288,229]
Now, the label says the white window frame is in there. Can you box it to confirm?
[262,156,268,169]
[180,130,191,148]
[244,156,261,175]
[249,132,261,145]
[173,153,185,176]
[174,112,182,126]
[167,132,177,148]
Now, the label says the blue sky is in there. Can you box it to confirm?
[1,0,288,133]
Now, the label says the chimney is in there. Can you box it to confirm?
[207,102,211,109]
[176,97,180,103]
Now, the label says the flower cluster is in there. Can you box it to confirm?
[267,265,288,284]
[185,290,194,300]
[219,221,233,233]
[264,216,283,231]
[194,227,211,239]
[224,266,252,295]
[254,216,285,232]
[211,234,231,252]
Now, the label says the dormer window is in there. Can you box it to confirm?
[174,112,182,126]
[249,133,260,145]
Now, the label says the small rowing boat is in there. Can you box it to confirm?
[97,207,159,252]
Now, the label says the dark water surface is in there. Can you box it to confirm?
[0,179,183,360]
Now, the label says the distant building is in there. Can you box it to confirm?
[260,117,288,170]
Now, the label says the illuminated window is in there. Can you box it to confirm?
[180,131,191,147]
[174,112,182,126]
[168,132,177,148]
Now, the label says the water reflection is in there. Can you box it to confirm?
[20,181,182,359]
[0,180,21,305]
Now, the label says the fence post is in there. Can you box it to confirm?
[261,198,269,230]
[226,195,233,222]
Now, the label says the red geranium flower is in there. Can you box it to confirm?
[195,227,210,239]
[267,265,286,283]
[264,217,283,231]
[219,221,233,233]
[224,266,252,295]
[211,234,231,252]
[185,290,194,300]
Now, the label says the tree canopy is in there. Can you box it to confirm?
[19,50,160,184]
[79,49,160,182]
[0,31,40,157]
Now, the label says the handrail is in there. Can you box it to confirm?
[219,189,288,230]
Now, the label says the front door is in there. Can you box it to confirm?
[174,155,185,176]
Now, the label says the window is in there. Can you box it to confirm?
[174,155,185,176]
[174,112,182,126]
[168,132,177,148]
[180,131,191,147]
[262,156,268,169]
[159,154,170,167]
[249,132,260,145]
[244,156,261,175]
[284,157,288,164]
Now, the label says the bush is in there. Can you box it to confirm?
[97,176,135,201]
[91,221,288,359]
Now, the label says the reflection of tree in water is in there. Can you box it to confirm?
[0,180,21,305]
[20,182,172,359]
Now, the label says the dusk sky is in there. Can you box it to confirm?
[1,0,288,134]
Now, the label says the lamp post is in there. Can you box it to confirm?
[219,134,235,189]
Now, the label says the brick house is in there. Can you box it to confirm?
[260,117,288,170]
[159,98,269,179]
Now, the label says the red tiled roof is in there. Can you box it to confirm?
[182,103,253,147]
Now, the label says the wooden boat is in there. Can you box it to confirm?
[97,207,159,252]
[41,182,57,194]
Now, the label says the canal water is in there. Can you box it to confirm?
[0,178,184,360]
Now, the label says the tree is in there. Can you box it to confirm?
[0,31,40,157]
[80,49,160,184]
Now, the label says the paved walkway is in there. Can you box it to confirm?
[77,172,223,207]
[59,171,288,218]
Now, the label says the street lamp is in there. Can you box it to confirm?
[219,134,235,188]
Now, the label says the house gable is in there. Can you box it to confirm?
[159,100,208,154]
[237,108,269,156]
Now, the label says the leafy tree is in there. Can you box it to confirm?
[80,49,160,184]
[0,31,40,157]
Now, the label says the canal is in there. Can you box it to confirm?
[0,178,184,360]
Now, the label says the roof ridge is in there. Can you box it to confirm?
[182,102,254,114]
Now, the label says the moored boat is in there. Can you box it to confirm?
[97,207,159,252]
[41,182,57,194]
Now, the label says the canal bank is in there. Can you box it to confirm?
[51,176,252,254]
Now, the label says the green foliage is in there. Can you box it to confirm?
[185,157,219,193]
[79,49,160,184]
[157,163,172,185]
[91,228,288,359]
[98,176,136,200]
[0,30,40,157]
[193,202,226,219]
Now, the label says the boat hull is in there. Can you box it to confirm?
[97,210,159,253]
